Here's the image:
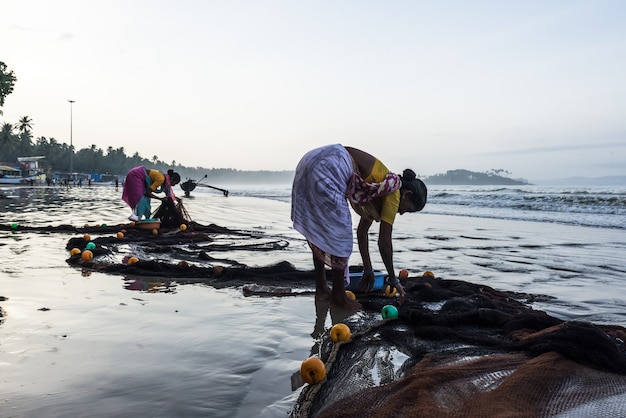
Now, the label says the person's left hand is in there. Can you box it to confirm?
[393,282,406,305]
[358,271,376,292]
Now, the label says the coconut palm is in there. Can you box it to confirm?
[0,122,17,153]
[17,131,33,156]
[17,116,33,134]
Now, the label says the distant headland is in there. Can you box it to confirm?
[423,169,529,186]
[193,168,529,186]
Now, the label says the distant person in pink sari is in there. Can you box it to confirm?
[122,167,181,221]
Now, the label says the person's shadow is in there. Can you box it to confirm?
[291,298,354,390]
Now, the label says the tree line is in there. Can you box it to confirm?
[1,61,296,184]
[0,114,176,177]
[0,117,293,184]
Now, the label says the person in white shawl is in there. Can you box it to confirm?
[291,144,427,311]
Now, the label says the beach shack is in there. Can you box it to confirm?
[0,156,47,184]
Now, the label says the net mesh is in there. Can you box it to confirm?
[152,198,193,228]
[290,277,626,418]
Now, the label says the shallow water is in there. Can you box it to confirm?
[1,184,625,417]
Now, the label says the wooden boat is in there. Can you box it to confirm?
[0,165,39,184]
[179,175,229,197]
[0,156,46,185]
[180,179,197,195]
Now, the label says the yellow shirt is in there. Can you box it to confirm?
[147,170,165,191]
[349,159,400,225]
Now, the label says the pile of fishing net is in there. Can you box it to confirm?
[47,197,303,285]
[152,196,192,228]
[290,275,626,418]
[62,221,305,285]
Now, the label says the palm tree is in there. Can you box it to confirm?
[15,116,34,157]
[17,130,33,156]
[17,116,33,135]
[0,122,17,155]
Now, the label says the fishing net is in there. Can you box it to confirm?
[60,221,299,283]
[290,276,626,418]
[152,197,192,228]
[4,220,626,417]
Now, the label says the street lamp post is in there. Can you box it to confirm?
[68,99,75,175]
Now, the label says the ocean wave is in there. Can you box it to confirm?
[208,184,626,230]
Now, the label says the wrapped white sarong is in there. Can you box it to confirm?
[291,144,354,259]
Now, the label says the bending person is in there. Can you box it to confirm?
[291,144,427,311]
[122,166,181,221]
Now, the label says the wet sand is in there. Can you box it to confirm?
[1,185,625,416]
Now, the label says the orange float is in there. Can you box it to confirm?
[330,323,351,343]
[345,290,356,300]
[300,357,326,384]
[81,250,93,261]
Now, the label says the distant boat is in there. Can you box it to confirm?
[179,174,229,197]
[180,178,198,195]
[0,156,46,185]
[0,165,38,184]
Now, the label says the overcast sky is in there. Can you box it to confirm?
[2,0,625,181]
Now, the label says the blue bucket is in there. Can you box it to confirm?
[345,272,387,292]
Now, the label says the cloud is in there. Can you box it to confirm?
[58,32,73,41]
[9,24,73,41]
[483,141,626,155]
[10,24,54,33]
